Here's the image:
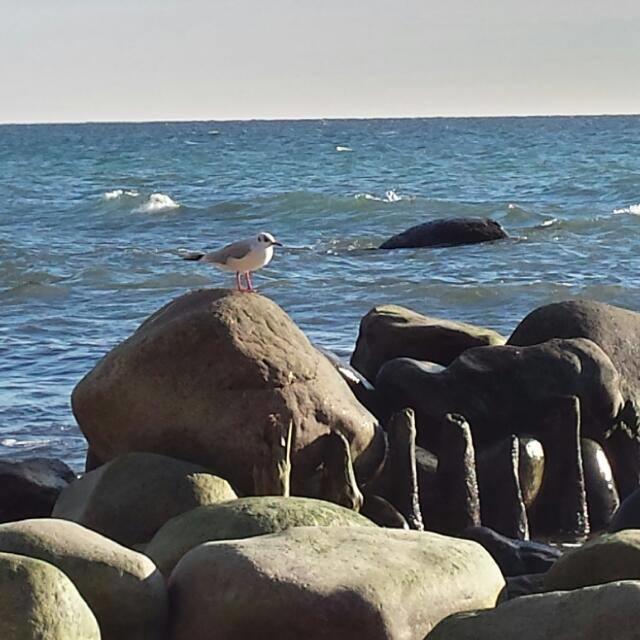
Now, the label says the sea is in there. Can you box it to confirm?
[1,116,639,470]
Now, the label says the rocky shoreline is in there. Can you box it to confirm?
[2,289,640,638]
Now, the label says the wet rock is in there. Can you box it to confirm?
[375,338,623,458]
[379,217,508,250]
[0,551,100,639]
[544,529,640,590]
[518,438,545,509]
[0,518,166,640]
[502,573,546,600]
[53,452,236,547]
[476,436,529,540]
[509,299,640,497]
[0,457,75,523]
[351,304,504,383]
[72,289,385,495]
[460,526,561,577]
[582,438,620,531]
[609,486,640,532]
[427,580,640,640]
[146,496,374,577]
[169,526,504,640]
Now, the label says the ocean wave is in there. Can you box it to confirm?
[336,146,352,152]
[355,189,412,203]
[613,203,640,215]
[103,189,139,200]
[133,193,181,213]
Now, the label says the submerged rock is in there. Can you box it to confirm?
[146,496,374,576]
[379,217,508,249]
[0,518,166,640]
[72,289,385,495]
[52,452,236,547]
[351,304,504,383]
[0,457,75,523]
[0,551,100,639]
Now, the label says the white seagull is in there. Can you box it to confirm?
[183,232,282,292]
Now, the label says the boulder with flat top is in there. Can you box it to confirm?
[71,289,385,496]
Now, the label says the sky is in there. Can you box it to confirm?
[2,0,640,123]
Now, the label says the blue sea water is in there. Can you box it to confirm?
[1,116,640,469]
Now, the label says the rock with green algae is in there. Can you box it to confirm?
[426,580,640,640]
[544,529,640,591]
[168,526,504,640]
[0,518,166,640]
[52,451,236,547]
[146,495,374,576]
[0,551,100,640]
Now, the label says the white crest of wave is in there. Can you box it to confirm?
[134,193,181,213]
[355,189,408,203]
[613,203,640,215]
[103,189,139,200]
[336,145,352,152]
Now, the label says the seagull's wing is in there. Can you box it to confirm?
[201,238,253,266]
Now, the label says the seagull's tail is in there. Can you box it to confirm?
[182,252,205,261]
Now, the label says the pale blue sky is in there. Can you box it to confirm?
[2,0,639,123]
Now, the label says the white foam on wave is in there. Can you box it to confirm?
[133,193,181,213]
[103,189,139,200]
[613,203,640,215]
[336,145,352,152]
[355,189,410,203]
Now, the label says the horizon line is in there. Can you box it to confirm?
[2,110,640,127]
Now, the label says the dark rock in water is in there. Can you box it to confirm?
[460,526,561,577]
[581,438,620,531]
[379,217,508,249]
[0,458,75,523]
[351,304,504,383]
[375,338,624,457]
[476,436,529,540]
[509,299,640,497]
[360,494,409,529]
[609,486,640,532]
[71,288,385,496]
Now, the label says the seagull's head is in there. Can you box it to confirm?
[256,232,282,248]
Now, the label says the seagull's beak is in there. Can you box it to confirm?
[272,240,283,247]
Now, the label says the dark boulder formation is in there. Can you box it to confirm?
[582,438,620,531]
[351,304,504,383]
[609,486,640,532]
[460,526,561,577]
[0,458,75,523]
[71,289,385,496]
[509,300,640,497]
[379,217,508,249]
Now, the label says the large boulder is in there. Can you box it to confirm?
[351,304,505,382]
[0,551,100,639]
[544,529,640,590]
[0,518,166,640]
[609,487,640,532]
[168,526,504,640]
[0,458,75,523]
[379,217,508,249]
[53,452,236,547]
[426,580,640,640]
[146,496,374,576]
[509,299,640,405]
[376,338,624,454]
[72,289,385,495]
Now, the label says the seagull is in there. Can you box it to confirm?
[182,232,282,292]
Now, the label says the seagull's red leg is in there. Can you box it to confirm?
[235,272,244,291]
[246,271,255,292]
